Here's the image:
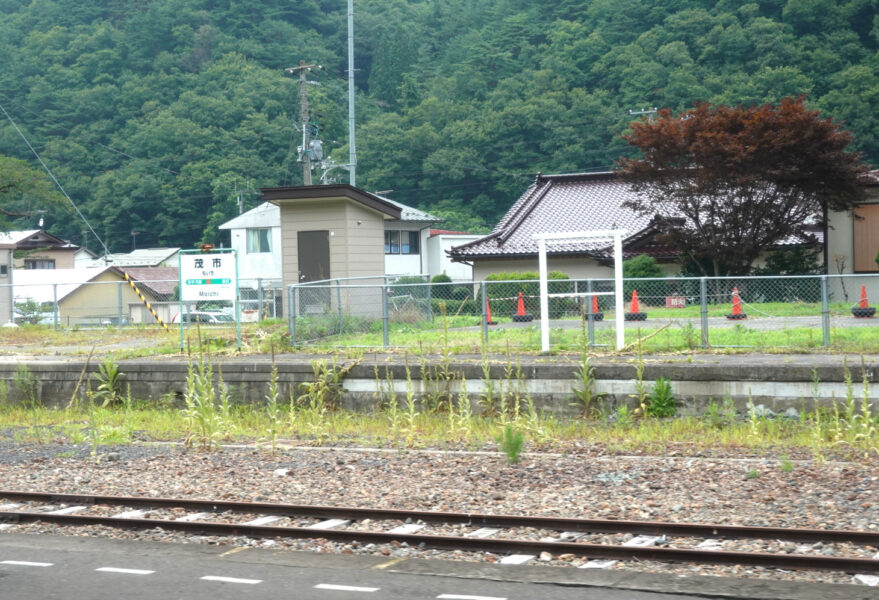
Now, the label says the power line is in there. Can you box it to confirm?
[0,100,110,257]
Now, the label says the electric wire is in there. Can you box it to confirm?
[0,100,110,257]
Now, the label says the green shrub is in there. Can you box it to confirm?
[430,273,452,284]
[485,271,574,316]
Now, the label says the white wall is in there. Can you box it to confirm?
[427,234,481,281]
[229,226,283,281]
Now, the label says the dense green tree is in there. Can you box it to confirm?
[0,0,876,252]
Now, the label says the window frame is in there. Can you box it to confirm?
[246,228,272,254]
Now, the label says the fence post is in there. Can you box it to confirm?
[821,275,830,347]
[52,283,59,329]
[700,277,708,348]
[336,279,343,335]
[586,279,595,346]
[427,278,433,322]
[480,281,488,346]
[256,277,264,322]
[381,282,390,347]
[289,286,297,345]
[117,281,123,329]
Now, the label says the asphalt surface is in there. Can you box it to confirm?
[1,534,876,600]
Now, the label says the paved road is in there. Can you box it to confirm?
[1,534,873,600]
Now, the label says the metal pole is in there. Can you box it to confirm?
[538,238,550,353]
[700,277,709,348]
[821,275,830,347]
[290,286,298,345]
[347,0,356,186]
[381,283,389,347]
[613,232,624,350]
[117,281,123,329]
[336,279,343,335]
[257,277,264,323]
[52,283,59,329]
[587,279,595,346]
[481,280,488,345]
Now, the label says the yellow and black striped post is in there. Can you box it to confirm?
[122,271,170,331]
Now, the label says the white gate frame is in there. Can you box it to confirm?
[534,229,626,352]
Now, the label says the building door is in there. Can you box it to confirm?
[297,230,330,282]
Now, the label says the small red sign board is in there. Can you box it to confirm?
[665,295,686,308]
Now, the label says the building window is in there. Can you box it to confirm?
[0,265,6,277]
[247,228,271,253]
[385,231,419,255]
[24,259,55,269]
[853,204,879,272]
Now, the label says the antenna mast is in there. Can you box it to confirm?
[347,0,357,186]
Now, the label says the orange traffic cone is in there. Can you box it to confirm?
[588,295,604,321]
[485,297,497,325]
[625,290,647,321]
[852,285,876,318]
[726,287,747,320]
[512,291,534,322]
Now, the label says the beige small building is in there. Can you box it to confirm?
[262,185,401,316]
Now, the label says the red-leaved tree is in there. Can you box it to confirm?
[618,97,869,276]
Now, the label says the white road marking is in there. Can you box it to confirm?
[307,519,350,530]
[96,567,155,575]
[437,595,507,600]
[201,575,262,584]
[1,560,53,567]
[314,583,380,592]
[244,515,283,526]
[498,554,534,565]
[388,523,425,534]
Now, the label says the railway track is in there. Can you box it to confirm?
[1,490,877,574]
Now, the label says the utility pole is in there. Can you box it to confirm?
[285,60,320,185]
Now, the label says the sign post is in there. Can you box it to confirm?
[178,248,240,350]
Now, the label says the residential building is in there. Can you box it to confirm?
[0,230,87,270]
[448,171,822,280]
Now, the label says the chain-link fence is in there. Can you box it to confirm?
[288,274,879,351]
[0,277,282,328]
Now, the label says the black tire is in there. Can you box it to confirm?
[512,314,534,322]
[725,313,747,320]
[851,307,876,318]
[624,312,647,321]
[585,312,604,322]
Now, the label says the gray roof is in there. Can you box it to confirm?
[450,172,654,259]
[374,196,442,223]
[450,171,824,262]
[218,202,279,230]
[81,247,180,268]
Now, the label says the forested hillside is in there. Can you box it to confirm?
[0,0,876,251]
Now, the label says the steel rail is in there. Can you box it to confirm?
[1,510,877,573]
[1,490,877,546]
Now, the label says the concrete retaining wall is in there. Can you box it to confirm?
[0,355,877,415]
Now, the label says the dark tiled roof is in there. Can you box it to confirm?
[117,267,179,297]
[450,172,654,260]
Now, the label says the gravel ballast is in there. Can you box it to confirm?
[0,441,877,587]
